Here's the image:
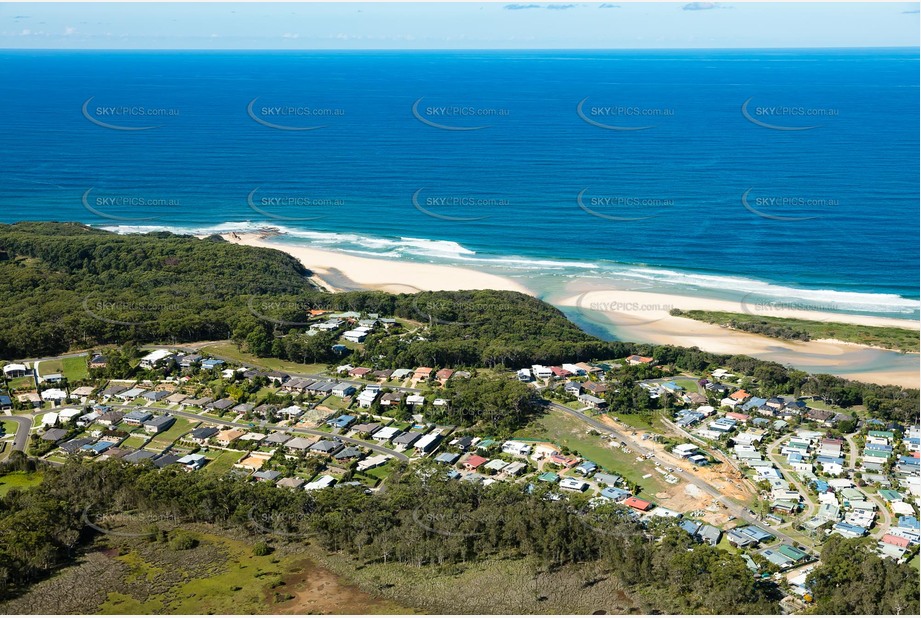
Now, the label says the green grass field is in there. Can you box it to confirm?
[148,418,199,450]
[7,376,34,390]
[199,343,328,375]
[0,471,44,496]
[38,355,89,382]
[200,450,242,476]
[513,409,666,498]
[120,435,150,450]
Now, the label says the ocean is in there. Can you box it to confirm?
[1,48,918,321]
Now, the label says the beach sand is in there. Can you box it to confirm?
[222,232,919,389]
[222,232,530,295]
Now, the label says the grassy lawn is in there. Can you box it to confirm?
[612,412,658,432]
[0,471,44,496]
[0,418,20,439]
[148,418,199,450]
[38,355,89,382]
[7,376,34,390]
[121,435,150,450]
[200,450,242,476]
[673,378,701,392]
[513,409,666,499]
[909,553,919,571]
[199,343,328,375]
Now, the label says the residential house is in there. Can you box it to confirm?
[144,415,175,435]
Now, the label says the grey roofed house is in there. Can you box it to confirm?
[232,403,254,414]
[310,440,343,455]
[698,524,723,546]
[188,426,219,441]
[152,453,182,468]
[183,396,213,408]
[142,390,171,402]
[254,403,278,417]
[285,437,316,451]
[435,452,461,465]
[207,398,236,411]
[100,384,128,398]
[593,472,622,487]
[144,415,175,433]
[333,446,363,460]
[391,368,413,379]
[351,422,381,434]
[726,529,756,547]
[253,470,282,482]
[117,387,146,400]
[124,449,159,464]
[59,437,94,453]
[103,447,132,460]
[276,477,306,489]
[392,431,422,447]
[263,432,292,446]
[97,411,124,425]
[307,381,336,393]
[123,409,153,423]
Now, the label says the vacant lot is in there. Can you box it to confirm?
[37,356,89,382]
[148,418,199,451]
[514,408,667,499]
[199,343,328,376]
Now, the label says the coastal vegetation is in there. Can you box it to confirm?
[1,223,917,425]
[669,308,919,353]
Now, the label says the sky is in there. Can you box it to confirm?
[0,2,918,50]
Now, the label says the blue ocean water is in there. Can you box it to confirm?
[0,49,918,318]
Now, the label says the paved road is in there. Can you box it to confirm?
[2,415,33,454]
[842,433,891,537]
[547,401,816,552]
[109,404,409,462]
[766,434,818,521]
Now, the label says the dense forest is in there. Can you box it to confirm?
[0,222,918,425]
[0,454,780,613]
[2,455,917,614]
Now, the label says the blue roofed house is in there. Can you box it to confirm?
[600,486,631,501]
[575,460,598,476]
[328,414,356,430]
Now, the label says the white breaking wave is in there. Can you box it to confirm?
[99,221,919,318]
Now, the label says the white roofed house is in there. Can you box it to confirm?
[2,363,28,378]
[139,349,174,369]
[357,389,378,408]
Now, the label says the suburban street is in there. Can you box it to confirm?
[1,415,33,456]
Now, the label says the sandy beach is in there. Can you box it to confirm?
[221,233,530,294]
[222,232,919,389]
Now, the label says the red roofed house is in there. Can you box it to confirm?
[726,412,750,422]
[626,355,654,365]
[624,497,653,511]
[881,534,910,549]
[550,453,581,468]
[413,367,433,382]
[435,368,454,384]
[550,366,571,378]
[348,367,372,378]
[463,454,489,471]
[729,389,750,402]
